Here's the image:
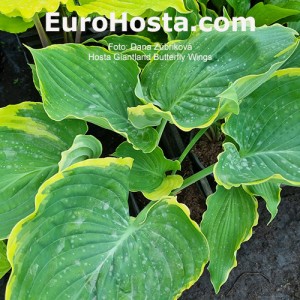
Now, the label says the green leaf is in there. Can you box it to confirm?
[226,0,250,16]
[66,0,187,18]
[114,142,183,200]
[288,18,300,33]
[244,182,281,224]
[29,64,40,93]
[58,135,102,171]
[0,0,67,19]
[143,175,184,201]
[215,69,300,188]
[200,186,258,293]
[198,0,209,6]
[164,0,201,41]
[0,102,87,239]
[7,158,209,299]
[222,6,232,20]
[199,2,219,19]
[282,42,300,68]
[0,13,34,33]
[267,0,300,10]
[129,25,297,131]
[0,241,10,279]
[29,44,158,153]
[246,3,300,26]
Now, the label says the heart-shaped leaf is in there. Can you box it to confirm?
[66,0,187,18]
[215,69,300,188]
[200,186,258,293]
[115,142,183,200]
[0,102,87,239]
[7,158,209,299]
[129,25,297,131]
[30,44,158,153]
[0,241,10,279]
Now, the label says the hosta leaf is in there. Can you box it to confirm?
[267,0,300,10]
[226,0,250,16]
[199,2,219,19]
[66,0,187,18]
[0,0,67,19]
[215,69,300,188]
[129,25,297,132]
[29,44,158,153]
[200,186,258,293]
[0,241,10,279]
[165,0,200,41]
[7,158,209,300]
[114,142,183,200]
[282,42,300,68]
[0,102,87,239]
[58,135,102,171]
[198,0,209,6]
[244,182,281,224]
[143,175,183,201]
[29,64,40,93]
[246,3,300,26]
[222,7,232,20]
[0,13,34,33]
[288,18,300,33]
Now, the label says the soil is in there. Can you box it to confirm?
[191,133,223,168]
[177,158,207,224]
[0,32,299,300]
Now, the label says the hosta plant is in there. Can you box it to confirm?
[1,1,300,299]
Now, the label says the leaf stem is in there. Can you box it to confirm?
[180,128,207,164]
[60,5,74,43]
[156,119,168,143]
[172,164,214,195]
[32,14,51,47]
[171,128,207,175]
[75,18,82,43]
